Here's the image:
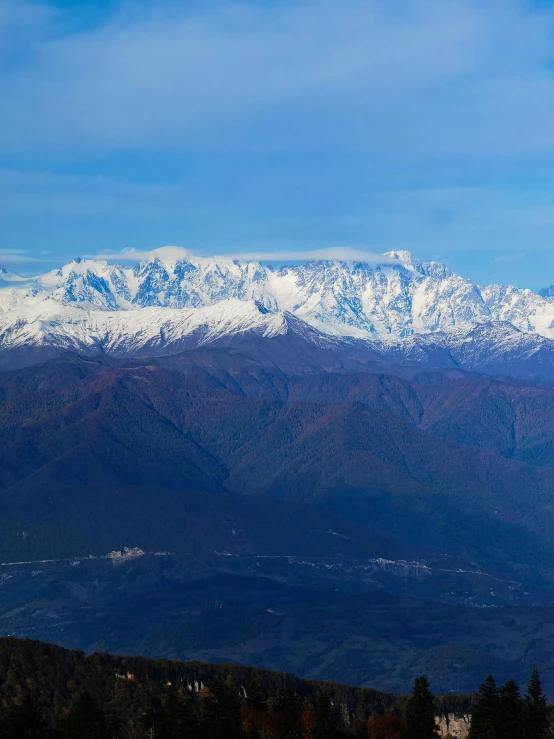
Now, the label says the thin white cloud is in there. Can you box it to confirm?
[92,246,194,262]
[229,247,400,263]
[494,252,525,264]
[0,249,54,264]
[91,245,401,264]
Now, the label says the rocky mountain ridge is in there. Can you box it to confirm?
[2,249,554,339]
[2,296,554,381]
[3,249,554,379]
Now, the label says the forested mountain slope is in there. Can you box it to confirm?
[1,350,554,584]
[3,337,554,694]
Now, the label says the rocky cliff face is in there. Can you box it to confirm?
[436,714,471,738]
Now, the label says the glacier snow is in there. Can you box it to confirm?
[1,250,553,340]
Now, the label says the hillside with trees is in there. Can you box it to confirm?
[0,637,461,738]
[0,637,551,738]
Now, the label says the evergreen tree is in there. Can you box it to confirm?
[468,675,499,739]
[60,688,107,739]
[246,679,266,710]
[137,692,168,738]
[522,667,549,739]
[164,686,201,739]
[200,678,244,739]
[497,679,521,739]
[272,689,305,737]
[0,694,56,739]
[401,677,439,739]
[312,692,339,738]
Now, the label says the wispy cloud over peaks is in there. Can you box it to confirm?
[91,245,401,265]
[92,246,195,262]
[229,247,401,264]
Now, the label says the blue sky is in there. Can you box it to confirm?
[2,0,554,287]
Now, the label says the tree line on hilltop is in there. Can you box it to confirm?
[466,668,550,739]
[0,637,550,738]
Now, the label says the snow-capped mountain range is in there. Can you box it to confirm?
[2,248,554,379]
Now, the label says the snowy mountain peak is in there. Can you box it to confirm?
[0,266,25,282]
[1,251,554,347]
[539,285,554,299]
[382,250,419,264]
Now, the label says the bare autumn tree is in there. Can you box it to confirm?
[368,714,404,739]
